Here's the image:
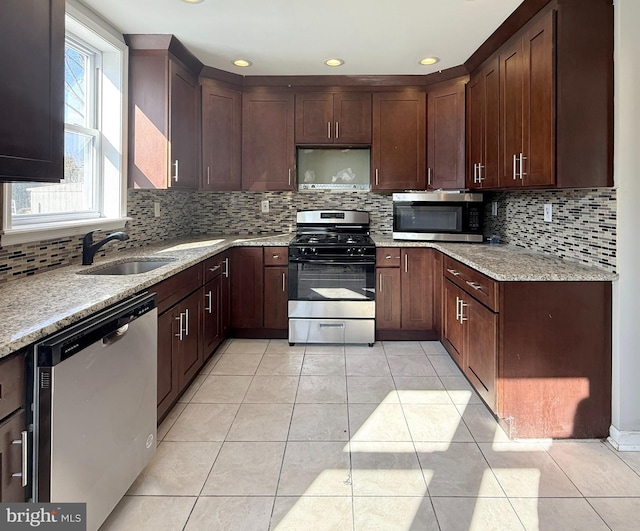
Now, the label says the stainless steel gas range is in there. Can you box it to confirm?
[288,210,375,345]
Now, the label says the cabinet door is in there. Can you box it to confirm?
[231,247,264,328]
[169,60,199,189]
[466,72,484,189]
[372,92,426,191]
[432,251,443,338]
[427,81,465,190]
[157,307,180,420]
[264,266,288,329]
[242,92,295,191]
[295,93,333,144]
[400,249,434,330]
[376,267,401,330]
[500,36,524,187]
[177,290,203,389]
[522,11,554,187]
[220,253,231,337]
[465,297,497,409]
[333,93,372,144]
[0,410,26,502]
[0,0,64,182]
[443,280,465,368]
[201,81,242,190]
[203,277,222,357]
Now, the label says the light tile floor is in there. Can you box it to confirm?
[101,339,640,530]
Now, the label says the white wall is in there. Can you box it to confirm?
[609,0,640,450]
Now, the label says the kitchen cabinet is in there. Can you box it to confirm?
[466,56,500,189]
[500,9,553,188]
[201,79,242,190]
[427,79,466,190]
[220,252,232,337]
[152,262,204,420]
[372,92,426,191]
[202,255,224,359]
[0,352,26,502]
[0,0,64,182]
[263,247,289,330]
[242,92,295,191]
[295,92,371,145]
[441,255,611,438]
[231,247,264,329]
[375,248,436,340]
[127,36,201,189]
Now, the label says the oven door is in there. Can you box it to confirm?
[288,257,375,318]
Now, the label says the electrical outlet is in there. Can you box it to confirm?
[491,201,498,216]
[154,202,161,217]
[544,203,552,222]
[261,200,269,213]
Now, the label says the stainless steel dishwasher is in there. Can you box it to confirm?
[31,292,157,531]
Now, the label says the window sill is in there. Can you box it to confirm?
[1,218,131,246]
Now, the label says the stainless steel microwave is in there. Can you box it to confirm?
[392,192,484,242]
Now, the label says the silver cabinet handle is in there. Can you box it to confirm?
[428,167,432,186]
[379,273,383,292]
[404,253,408,273]
[185,308,190,336]
[335,121,339,139]
[459,300,468,323]
[328,121,331,139]
[207,166,210,185]
[455,296,461,321]
[375,168,379,186]
[288,168,291,186]
[209,265,221,273]
[466,280,483,291]
[223,257,229,278]
[173,159,179,182]
[513,154,517,180]
[272,254,279,259]
[473,163,478,184]
[519,153,527,180]
[282,272,286,292]
[479,163,484,182]
[205,290,213,313]
[175,312,184,340]
[446,268,462,277]
[385,254,392,260]
[11,431,28,487]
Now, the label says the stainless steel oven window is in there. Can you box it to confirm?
[394,204,463,233]
[289,262,375,301]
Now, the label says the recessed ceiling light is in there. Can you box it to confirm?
[181,0,204,4]
[419,57,440,66]
[233,59,252,67]
[324,58,345,67]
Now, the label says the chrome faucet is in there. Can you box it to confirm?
[82,231,130,265]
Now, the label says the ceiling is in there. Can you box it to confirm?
[80,0,525,76]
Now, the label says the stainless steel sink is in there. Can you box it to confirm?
[78,258,177,275]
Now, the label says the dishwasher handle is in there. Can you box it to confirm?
[102,323,130,346]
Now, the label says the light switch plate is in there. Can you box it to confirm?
[544,203,552,222]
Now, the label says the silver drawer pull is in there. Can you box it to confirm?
[272,254,279,259]
[446,268,462,277]
[466,280,483,291]
[319,323,345,328]
[11,431,28,487]
[209,265,221,272]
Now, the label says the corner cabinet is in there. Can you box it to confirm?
[242,92,295,191]
[0,0,64,183]
[201,80,242,190]
[372,92,426,191]
[426,79,466,190]
[295,92,371,145]
[441,254,611,439]
[127,36,201,190]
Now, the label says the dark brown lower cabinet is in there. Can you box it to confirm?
[231,247,264,330]
[157,307,180,420]
[375,266,401,330]
[203,275,222,358]
[443,279,467,370]
[264,266,288,329]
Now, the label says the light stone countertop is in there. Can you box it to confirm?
[0,232,615,359]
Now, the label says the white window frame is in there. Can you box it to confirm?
[1,0,129,246]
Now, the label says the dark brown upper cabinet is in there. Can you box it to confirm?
[372,92,426,192]
[201,79,242,191]
[126,35,201,190]
[466,56,500,189]
[295,92,371,145]
[242,91,295,191]
[0,0,64,183]
[426,79,466,190]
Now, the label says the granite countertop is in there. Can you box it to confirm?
[0,232,615,359]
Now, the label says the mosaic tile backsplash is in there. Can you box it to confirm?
[0,187,616,283]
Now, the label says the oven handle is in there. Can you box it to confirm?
[289,258,375,266]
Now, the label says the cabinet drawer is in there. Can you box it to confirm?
[204,255,223,283]
[0,353,25,421]
[264,247,288,266]
[444,257,498,312]
[376,247,401,267]
[152,263,204,314]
